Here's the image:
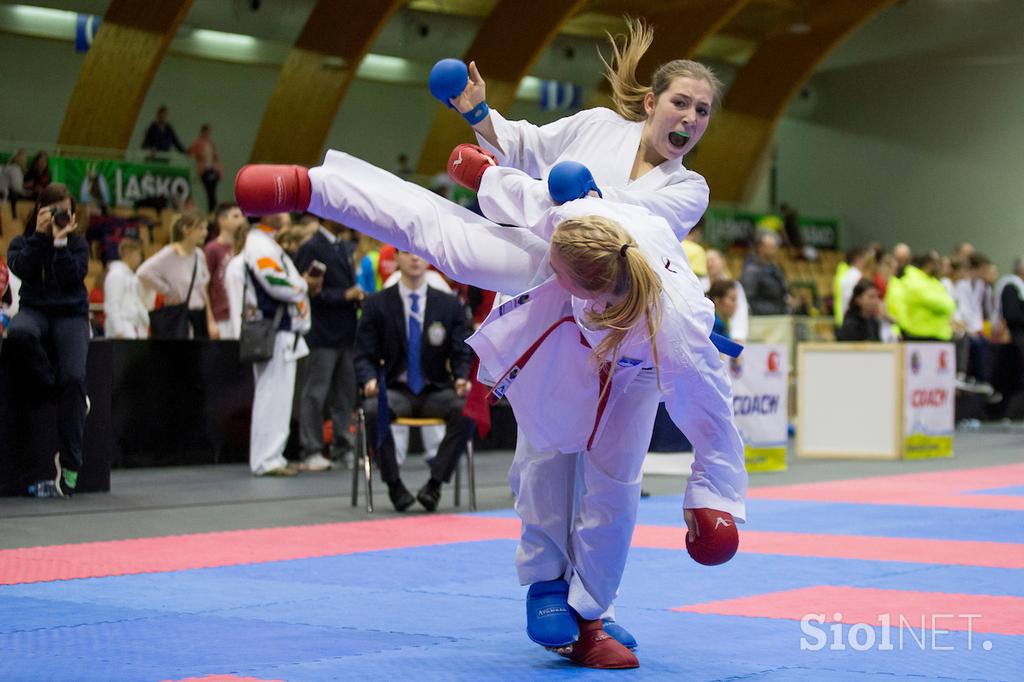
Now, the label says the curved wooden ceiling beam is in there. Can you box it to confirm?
[692,0,896,203]
[589,0,752,107]
[248,0,404,165]
[58,0,194,151]
[415,0,588,175]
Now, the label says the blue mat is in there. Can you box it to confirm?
[1,497,1021,681]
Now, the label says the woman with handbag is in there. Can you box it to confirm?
[5,183,90,497]
[137,211,219,339]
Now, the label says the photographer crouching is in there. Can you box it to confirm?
[5,183,89,497]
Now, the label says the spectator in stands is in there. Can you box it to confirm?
[707,280,738,339]
[296,213,321,244]
[998,257,1024,372]
[899,251,957,342]
[0,149,28,207]
[953,253,997,395]
[244,212,318,477]
[4,183,89,497]
[779,202,804,255]
[142,106,186,155]
[681,220,707,280]
[952,241,975,262]
[137,211,218,339]
[0,260,10,335]
[837,280,882,342]
[204,203,246,339]
[354,235,384,293]
[837,245,874,326]
[187,124,223,212]
[87,265,106,337]
[892,242,911,271]
[23,152,51,201]
[741,232,789,315]
[223,221,250,340]
[874,252,896,299]
[103,239,149,339]
[276,224,306,261]
[356,250,473,512]
[396,154,414,181]
[705,248,748,342]
[294,216,364,472]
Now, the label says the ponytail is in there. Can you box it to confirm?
[600,17,724,121]
[551,215,664,399]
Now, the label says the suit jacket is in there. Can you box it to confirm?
[294,230,358,348]
[354,285,473,389]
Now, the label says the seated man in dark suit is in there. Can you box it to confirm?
[355,250,474,512]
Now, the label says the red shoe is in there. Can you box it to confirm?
[559,618,639,669]
[235,164,311,216]
[447,143,497,193]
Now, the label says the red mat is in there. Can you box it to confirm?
[632,526,1024,569]
[749,463,1024,510]
[675,585,1024,636]
[4,515,1023,585]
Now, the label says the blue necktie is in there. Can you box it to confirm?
[407,292,424,394]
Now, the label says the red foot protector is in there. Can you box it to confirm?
[560,618,639,669]
[686,508,739,566]
[447,143,496,192]
[234,164,311,216]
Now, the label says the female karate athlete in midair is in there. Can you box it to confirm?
[440,17,717,240]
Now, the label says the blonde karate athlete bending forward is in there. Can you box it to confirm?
[235,153,747,670]
[428,16,729,651]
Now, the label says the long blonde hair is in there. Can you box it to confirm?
[600,17,723,122]
[550,215,664,396]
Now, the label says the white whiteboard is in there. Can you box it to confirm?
[799,346,900,458]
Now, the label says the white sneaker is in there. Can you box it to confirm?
[301,453,334,472]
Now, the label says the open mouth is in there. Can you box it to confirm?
[668,131,690,149]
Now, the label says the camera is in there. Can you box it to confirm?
[50,208,72,228]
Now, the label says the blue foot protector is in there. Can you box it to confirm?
[601,617,638,650]
[526,579,579,647]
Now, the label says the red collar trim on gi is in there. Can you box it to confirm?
[486,315,614,452]
[486,315,575,406]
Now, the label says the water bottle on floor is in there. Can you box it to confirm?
[27,480,58,497]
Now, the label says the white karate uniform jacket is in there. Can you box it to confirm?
[242,227,311,474]
[470,180,747,522]
[103,260,150,339]
[476,107,709,239]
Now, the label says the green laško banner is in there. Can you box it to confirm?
[0,154,192,207]
[704,207,840,250]
[50,156,191,207]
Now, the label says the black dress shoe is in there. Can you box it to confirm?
[388,481,415,512]
[416,479,442,512]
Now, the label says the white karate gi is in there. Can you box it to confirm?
[475,107,709,240]
[243,227,311,475]
[103,260,150,339]
[307,152,747,618]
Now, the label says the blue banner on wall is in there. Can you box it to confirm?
[539,81,582,112]
[76,14,101,53]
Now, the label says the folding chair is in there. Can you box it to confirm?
[351,414,476,513]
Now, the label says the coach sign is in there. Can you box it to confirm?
[903,343,955,459]
[730,344,789,472]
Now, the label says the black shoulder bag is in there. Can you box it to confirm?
[149,252,197,339]
[238,266,285,364]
